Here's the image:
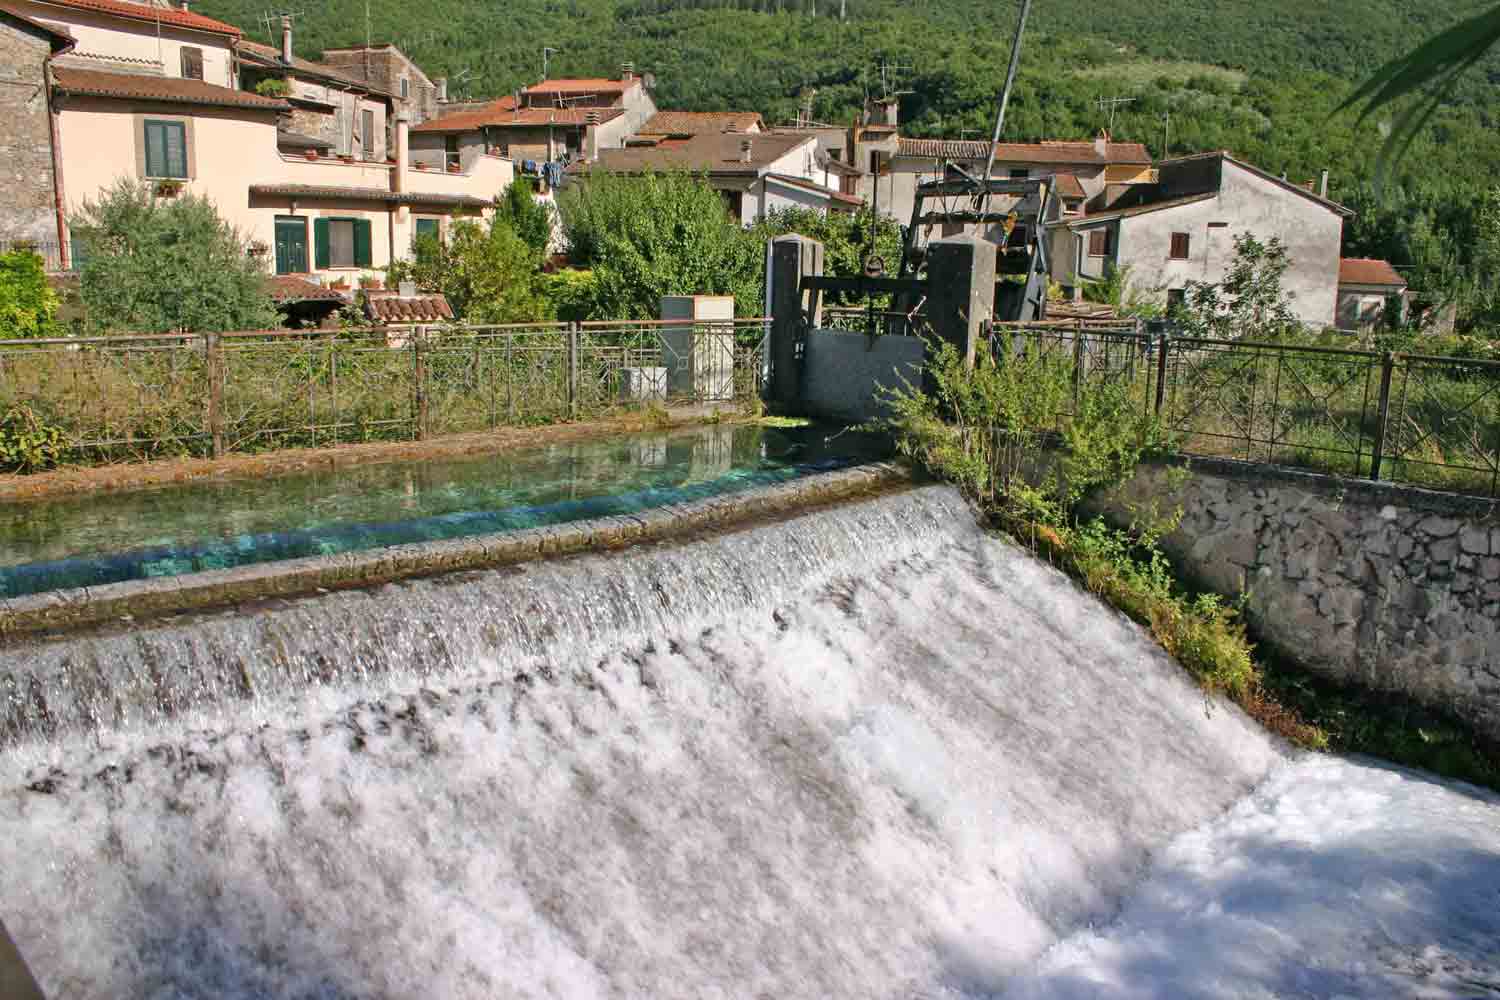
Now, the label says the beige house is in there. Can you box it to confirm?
[1,0,512,293]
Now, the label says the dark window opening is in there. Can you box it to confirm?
[1009,224,1030,248]
[1167,288,1186,312]
[1087,228,1112,258]
[362,109,376,160]
[1170,232,1191,260]
[1009,167,1029,180]
[180,46,203,81]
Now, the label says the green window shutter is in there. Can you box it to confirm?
[314,217,331,269]
[353,218,372,267]
[144,120,166,176]
[165,122,187,178]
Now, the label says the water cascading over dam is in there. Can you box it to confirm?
[2,484,1498,998]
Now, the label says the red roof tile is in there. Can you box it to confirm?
[31,0,240,35]
[410,99,626,133]
[1052,173,1086,199]
[1340,258,1406,287]
[265,275,349,304]
[638,111,763,135]
[523,77,636,96]
[364,290,454,323]
[238,39,395,96]
[585,131,813,176]
[898,137,1151,165]
[52,66,288,110]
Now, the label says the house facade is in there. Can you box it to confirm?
[0,0,512,297]
[1337,258,1407,331]
[1058,152,1351,327]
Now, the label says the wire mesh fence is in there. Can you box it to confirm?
[1000,324,1500,497]
[0,320,770,465]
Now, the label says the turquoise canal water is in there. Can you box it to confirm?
[0,423,890,599]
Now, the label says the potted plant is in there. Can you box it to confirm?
[328,277,350,291]
[304,149,319,160]
[339,153,355,163]
[446,161,461,173]
[246,240,270,259]
[359,276,383,290]
[154,179,184,198]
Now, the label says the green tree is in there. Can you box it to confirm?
[557,170,761,318]
[71,180,277,333]
[389,218,552,323]
[494,177,554,261]
[1180,233,1300,339]
[0,249,59,338]
[750,206,903,304]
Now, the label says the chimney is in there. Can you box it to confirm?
[1319,169,1330,199]
[1094,130,1109,157]
[393,111,409,193]
[435,77,448,103]
[740,138,753,164]
[620,62,634,81]
[177,0,190,9]
[280,15,293,63]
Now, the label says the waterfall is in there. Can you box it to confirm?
[2,485,1496,999]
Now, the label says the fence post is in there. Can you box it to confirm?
[1153,333,1170,416]
[205,331,224,458]
[1071,319,1084,410]
[567,321,579,419]
[1369,350,1396,481]
[413,325,428,440]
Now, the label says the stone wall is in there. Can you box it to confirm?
[0,19,59,246]
[1092,458,1500,739]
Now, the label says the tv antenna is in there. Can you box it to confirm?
[1095,94,1136,133]
[450,67,477,101]
[257,9,304,48]
[877,59,913,99]
[1159,110,1172,157]
[543,46,561,81]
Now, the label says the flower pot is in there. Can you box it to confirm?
[360,279,383,291]
[446,164,461,173]
[339,155,355,163]
[304,150,318,160]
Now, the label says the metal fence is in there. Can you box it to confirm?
[0,239,72,273]
[1000,323,1500,497]
[0,320,769,463]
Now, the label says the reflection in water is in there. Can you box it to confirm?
[0,423,890,598]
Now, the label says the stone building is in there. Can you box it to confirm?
[319,41,440,126]
[0,3,73,261]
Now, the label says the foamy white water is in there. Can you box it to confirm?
[0,485,1494,998]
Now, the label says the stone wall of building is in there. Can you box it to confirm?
[0,20,59,247]
[1090,458,1500,740]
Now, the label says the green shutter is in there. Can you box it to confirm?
[144,121,166,176]
[314,218,330,269]
[353,218,372,267]
[164,122,187,178]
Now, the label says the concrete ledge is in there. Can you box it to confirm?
[0,463,913,641]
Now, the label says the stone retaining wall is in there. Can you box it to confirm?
[0,463,910,639]
[1092,458,1500,740]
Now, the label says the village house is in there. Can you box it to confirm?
[319,41,443,127]
[410,70,658,175]
[1057,151,1352,327]
[0,0,512,301]
[576,131,861,223]
[1336,257,1408,331]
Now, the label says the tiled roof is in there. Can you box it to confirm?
[817,154,862,177]
[1066,193,1217,225]
[584,131,813,176]
[52,66,289,110]
[0,1,75,48]
[248,183,492,208]
[238,39,396,97]
[1052,173,1086,200]
[29,0,240,35]
[523,77,636,96]
[1340,258,1406,286]
[764,172,861,206]
[898,137,1152,165]
[265,275,348,304]
[1157,151,1353,216]
[364,290,454,323]
[638,111,764,135]
[412,100,622,133]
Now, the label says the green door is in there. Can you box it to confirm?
[274,216,308,274]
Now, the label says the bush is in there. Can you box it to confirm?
[389,219,552,324]
[0,249,60,338]
[0,403,67,472]
[71,180,277,333]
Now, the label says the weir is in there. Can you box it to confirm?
[3,481,1498,998]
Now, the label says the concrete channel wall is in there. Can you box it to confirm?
[1091,458,1500,740]
[800,329,925,423]
[0,464,910,639]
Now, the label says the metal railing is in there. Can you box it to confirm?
[0,320,770,463]
[0,239,73,273]
[821,306,929,338]
[1001,323,1500,497]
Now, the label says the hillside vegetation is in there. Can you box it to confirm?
[198,0,1500,318]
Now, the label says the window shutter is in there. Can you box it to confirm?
[164,122,187,178]
[180,47,203,81]
[314,218,331,269]
[1088,229,1106,256]
[353,218,372,267]
[1170,232,1190,260]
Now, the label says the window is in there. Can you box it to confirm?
[1009,167,1029,180]
[1170,232,1191,260]
[180,46,203,81]
[143,119,188,178]
[414,217,441,244]
[1167,288,1186,312]
[444,135,460,168]
[1087,228,1112,257]
[362,109,376,160]
[313,217,373,269]
[400,77,410,99]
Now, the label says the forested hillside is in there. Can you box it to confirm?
[198,0,1500,315]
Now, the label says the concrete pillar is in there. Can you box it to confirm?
[767,233,823,407]
[925,234,996,369]
[393,112,410,194]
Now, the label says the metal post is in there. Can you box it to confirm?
[205,331,224,458]
[567,321,579,419]
[506,332,515,422]
[412,325,428,440]
[1071,319,1084,411]
[1153,333,1170,416]
[1369,350,1396,481]
[328,336,339,447]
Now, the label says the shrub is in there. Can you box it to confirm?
[0,249,60,338]
[0,403,67,472]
